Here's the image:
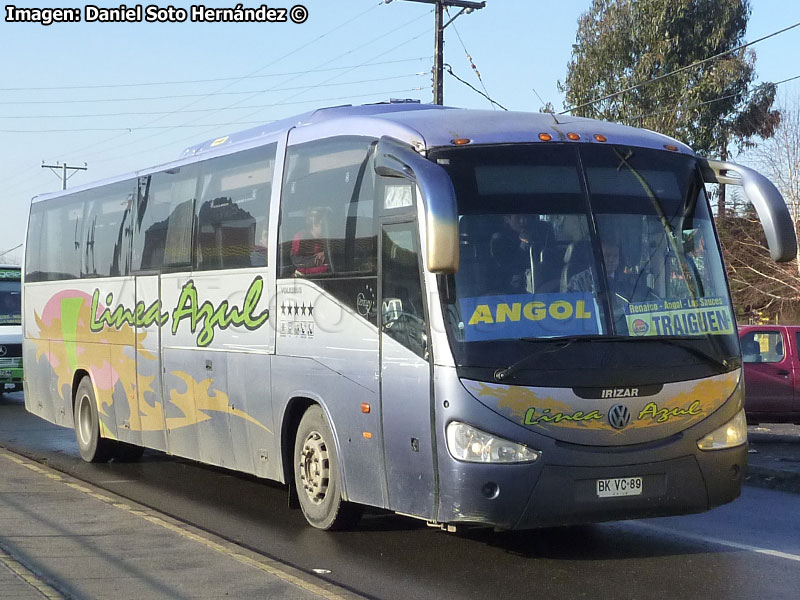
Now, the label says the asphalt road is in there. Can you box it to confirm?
[2,391,799,600]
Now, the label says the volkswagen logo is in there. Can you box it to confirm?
[608,404,631,430]
[0,346,6,357]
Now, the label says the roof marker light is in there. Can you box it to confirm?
[451,138,471,145]
[567,133,580,141]
[594,134,607,142]
[664,144,679,151]
[538,133,552,142]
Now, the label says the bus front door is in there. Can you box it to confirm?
[380,222,436,520]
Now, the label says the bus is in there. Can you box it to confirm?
[23,102,796,531]
[0,265,23,395]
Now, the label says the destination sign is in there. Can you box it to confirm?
[459,292,601,342]
[625,297,734,337]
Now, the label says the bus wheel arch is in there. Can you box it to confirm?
[287,400,362,530]
[73,374,115,463]
[71,369,91,426]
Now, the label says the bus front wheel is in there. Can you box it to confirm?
[293,405,362,530]
[74,376,116,463]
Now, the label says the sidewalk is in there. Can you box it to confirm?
[0,449,362,600]
[745,424,800,495]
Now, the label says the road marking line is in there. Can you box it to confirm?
[633,522,800,563]
[0,547,63,599]
[0,450,356,600]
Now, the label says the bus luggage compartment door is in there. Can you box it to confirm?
[134,275,169,452]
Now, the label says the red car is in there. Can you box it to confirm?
[739,324,800,424]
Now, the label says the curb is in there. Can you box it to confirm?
[0,447,366,600]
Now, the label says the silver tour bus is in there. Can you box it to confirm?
[23,102,796,530]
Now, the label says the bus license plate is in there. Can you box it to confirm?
[597,477,643,498]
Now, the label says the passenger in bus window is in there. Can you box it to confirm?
[568,240,637,301]
[291,208,329,275]
[489,214,534,292]
[686,228,712,296]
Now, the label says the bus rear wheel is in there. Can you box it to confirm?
[293,405,362,530]
[74,376,116,463]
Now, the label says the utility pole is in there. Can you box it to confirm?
[389,0,485,105]
[41,161,87,190]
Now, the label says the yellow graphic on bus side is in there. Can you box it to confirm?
[167,372,271,433]
[32,288,271,437]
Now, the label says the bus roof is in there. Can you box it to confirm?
[181,102,692,158]
[32,102,693,205]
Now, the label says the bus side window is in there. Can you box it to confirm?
[26,194,85,281]
[279,137,377,277]
[81,180,136,278]
[133,165,200,272]
[194,143,276,271]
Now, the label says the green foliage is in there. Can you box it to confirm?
[560,0,778,155]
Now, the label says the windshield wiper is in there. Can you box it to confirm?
[494,337,580,382]
[494,335,730,382]
[614,148,700,299]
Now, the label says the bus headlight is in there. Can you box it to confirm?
[697,409,747,451]
[446,421,540,463]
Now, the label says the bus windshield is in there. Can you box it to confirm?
[434,144,736,375]
[0,281,21,326]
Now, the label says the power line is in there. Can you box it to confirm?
[627,73,800,123]
[98,35,433,166]
[389,0,485,104]
[561,20,800,115]
[224,29,432,127]
[0,1,410,180]
[0,73,426,105]
[444,64,507,110]
[0,88,425,133]
[80,19,435,167]
[0,245,22,259]
[0,75,427,117]
[0,57,427,93]
[109,3,387,134]
[3,6,432,194]
[445,6,494,108]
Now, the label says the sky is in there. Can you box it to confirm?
[2,0,800,264]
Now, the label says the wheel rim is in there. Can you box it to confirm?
[77,394,93,447]
[298,430,330,505]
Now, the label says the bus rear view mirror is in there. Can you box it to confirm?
[700,158,797,262]
[375,136,459,274]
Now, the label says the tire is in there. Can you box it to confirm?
[293,405,362,530]
[74,376,115,463]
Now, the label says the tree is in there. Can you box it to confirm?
[560,0,780,215]
[712,95,800,323]
[717,201,800,323]
[751,95,800,268]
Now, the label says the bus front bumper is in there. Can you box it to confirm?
[437,444,746,530]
